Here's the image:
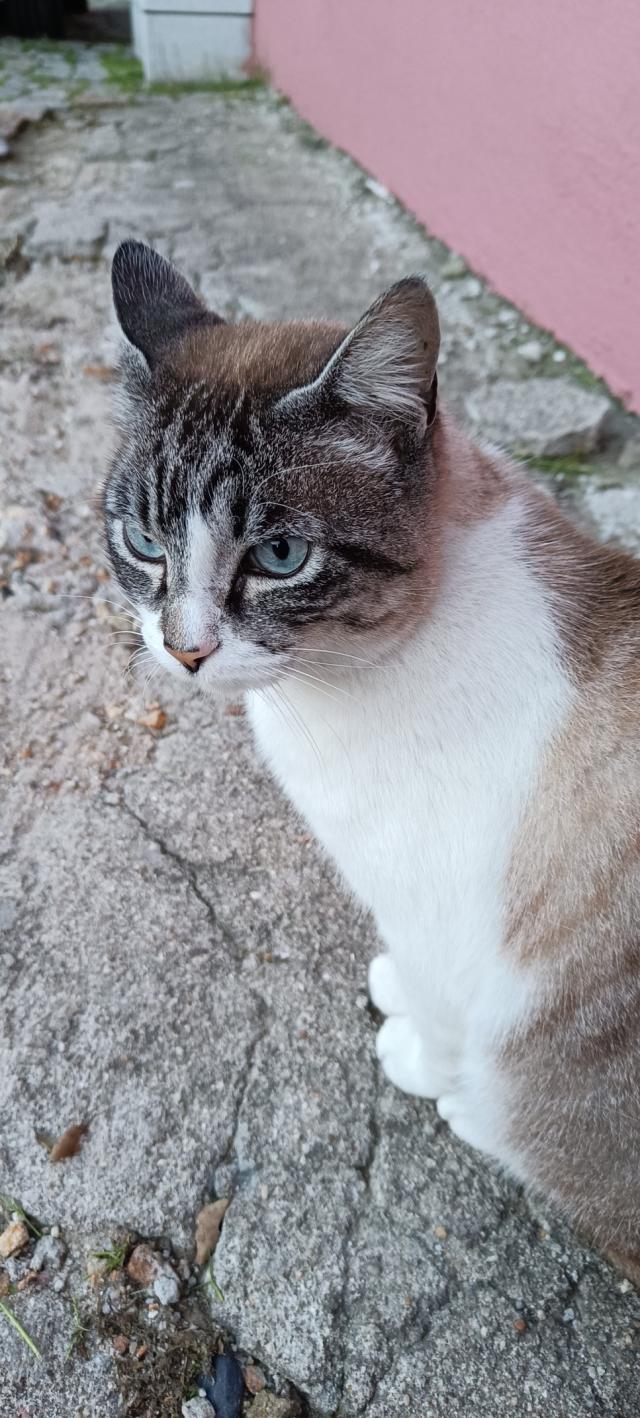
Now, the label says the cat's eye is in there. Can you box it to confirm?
[247,536,310,578]
[123,517,165,563]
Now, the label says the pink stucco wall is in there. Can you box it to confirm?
[254,1,640,411]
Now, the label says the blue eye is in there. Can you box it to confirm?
[248,536,310,577]
[123,518,165,562]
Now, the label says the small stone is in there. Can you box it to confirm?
[182,1400,214,1418]
[518,339,545,364]
[0,1270,10,1297]
[364,177,390,201]
[30,1233,66,1272]
[153,1268,180,1306]
[563,1307,575,1323]
[552,349,567,362]
[113,1333,130,1355]
[210,1352,244,1418]
[126,1243,155,1288]
[440,252,466,279]
[466,378,611,457]
[462,276,482,299]
[0,1220,29,1258]
[244,1364,266,1394]
[126,1243,180,1306]
[433,1225,447,1240]
[513,1317,527,1334]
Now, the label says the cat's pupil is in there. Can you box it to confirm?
[273,538,290,561]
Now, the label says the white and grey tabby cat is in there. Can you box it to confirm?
[105,240,640,1282]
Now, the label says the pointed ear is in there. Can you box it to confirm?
[111,240,224,368]
[318,276,439,433]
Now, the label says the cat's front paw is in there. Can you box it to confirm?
[376,1015,454,1099]
[368,953,408,1016]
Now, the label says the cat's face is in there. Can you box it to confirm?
[104,242,440,695]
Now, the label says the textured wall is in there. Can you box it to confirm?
[254,0,640,410]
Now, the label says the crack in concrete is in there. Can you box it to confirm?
[112,792,245,964]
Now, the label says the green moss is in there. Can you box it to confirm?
[99,47,264,97]
[295,120,327,150]
[100,47,144,92]
[148,75,265,97]
[516,452,595,479]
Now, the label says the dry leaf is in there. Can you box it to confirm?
[112,1334,130,1355]
[0,1220,29,1258]
[136,708,167,732]
[225,702,244,717]
[0,1270,10,1297]
[49,1121,89,1163]
[194,1198,229,1266]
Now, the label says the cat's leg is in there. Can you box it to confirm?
[434,1036,511,1157]
[368,953,459,1099]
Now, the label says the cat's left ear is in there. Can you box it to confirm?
[111,240,224,369]
[295,276,439,436]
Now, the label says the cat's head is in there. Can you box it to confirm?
[103,240,440,694]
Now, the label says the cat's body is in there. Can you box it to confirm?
[105,241,640,1281]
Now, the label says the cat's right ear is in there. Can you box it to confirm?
[111,241,223,369]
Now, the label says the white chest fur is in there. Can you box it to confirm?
[247,501,572,1050]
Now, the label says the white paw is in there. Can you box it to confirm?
[368,953,408,1016]
[376,1015,454,1099]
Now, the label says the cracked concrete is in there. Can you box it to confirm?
[2,38,640,1417]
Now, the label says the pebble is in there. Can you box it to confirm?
[244,1364,266,1394]
[518,339,545,364]
[182,1400,214,1418]
[462,276,482,299]
[364,176,391,201]
[126,1243,181,1306]
[205,1352,244,1418]
[30,1233,66,1272]
[0,1220,29,1258]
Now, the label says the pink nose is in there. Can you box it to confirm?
[163,639,218,673]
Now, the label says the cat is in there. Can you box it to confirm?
[104,238,640,1283]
